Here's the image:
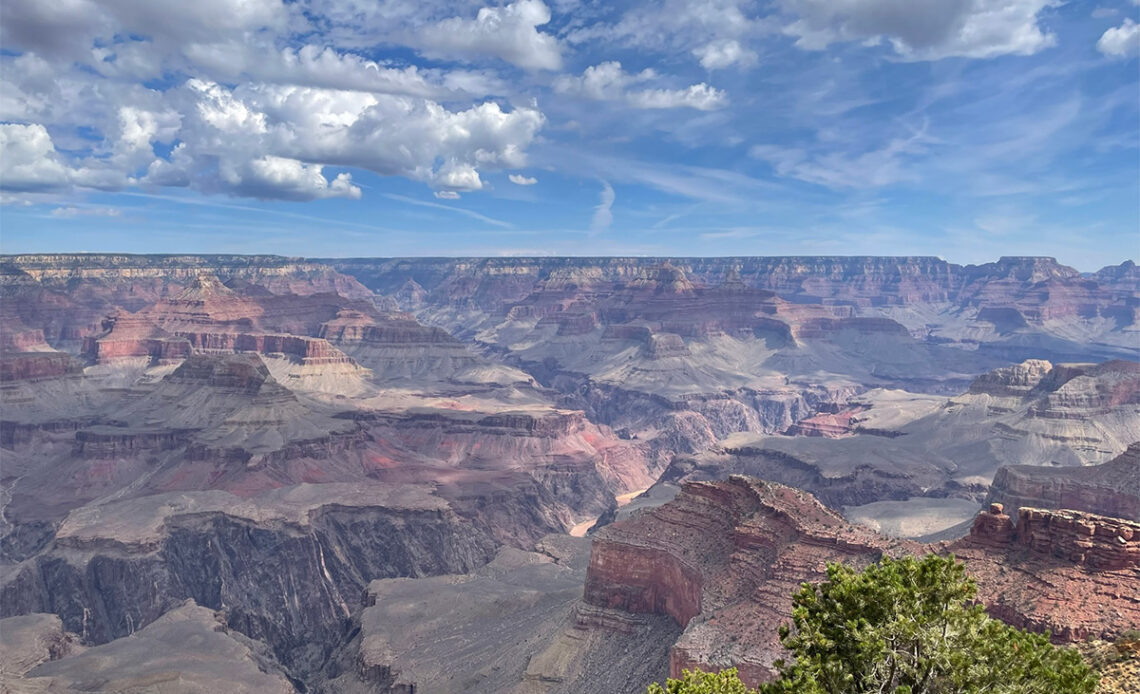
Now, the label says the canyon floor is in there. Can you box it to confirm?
[0,254,1137,693]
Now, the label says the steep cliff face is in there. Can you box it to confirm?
[79,276,369,369]
[0,255,374,353]
[987,444,1140,520]
[581,477,1140,687]
[0,486,502,677]
[0,346,647,688]
[2,254,373,299]
[328,255,1137,336]
[584,477,908,685]
[0,352,81,382]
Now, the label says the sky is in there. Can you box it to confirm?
[0,0,1138,270]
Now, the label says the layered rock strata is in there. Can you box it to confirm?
[582,477,1140,687]
[987,444,1140,520]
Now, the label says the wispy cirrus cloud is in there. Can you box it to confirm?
[590,181,615,232]
[383,193,514,229]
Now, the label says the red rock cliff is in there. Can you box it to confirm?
[583,476,1140,687]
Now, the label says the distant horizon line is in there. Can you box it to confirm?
[2,251,1137,275]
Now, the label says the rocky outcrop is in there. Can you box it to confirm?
[80,277,368,368]
[82,310,193,363]
[969,359,1054,396]
[0,613,82,682]
[13,602,298,693]
[968,502,1016,543]
[0,352,80,382]
[584,477,907,684]
[951,505,1140,643]
[581,476,1140,687]
[987,444,1140,520]
[1013,507,1139,569]
[782,406,866,437]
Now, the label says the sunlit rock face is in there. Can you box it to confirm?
[581,476,1140,688]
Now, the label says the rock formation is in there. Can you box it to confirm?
[582,477,1140,687]
[9,602,298,693]
[987,444,1140,520]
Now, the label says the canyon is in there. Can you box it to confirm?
[0,253,1136,693]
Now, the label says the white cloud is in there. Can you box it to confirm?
[383,192,513,228]
[50,205,123,217]
[554,62,651,100]
[627,83,728,110]
[590,180,614,231]
[5,76,543,201]
[1098,18,1140,57]
[750,125,931,189]
[416,0,562,70]
[0,0,287,64]
[183,43,508,100]
[0,0,554,203]
[693,39,758,69]
[566,0,757,59]
[555,62,727,110]
[780,0,1058,60]
[509,173,537,185]
[224,155,362,201]
[0,123,75,192]
[434,190,461,199]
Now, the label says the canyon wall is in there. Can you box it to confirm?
[582,477,1140,687]
[987,444,1140,521]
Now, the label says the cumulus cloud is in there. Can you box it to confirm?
[0,123,77,192]
[693,39,758,69]
[509,174,538,185]
[416,0,562,70]
[0,74,544,202]
[0,0,558,204]
[555,62,727,110]
[627,84,728,110]
[1097,18,1140,57]
[780,0,1058,60]
[0,123,131,193]
[223,156,361,201]
[590,180,615,231]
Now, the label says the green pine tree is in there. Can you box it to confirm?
[648,554,1098,694]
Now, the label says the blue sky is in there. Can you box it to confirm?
[1,0,1137,270]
